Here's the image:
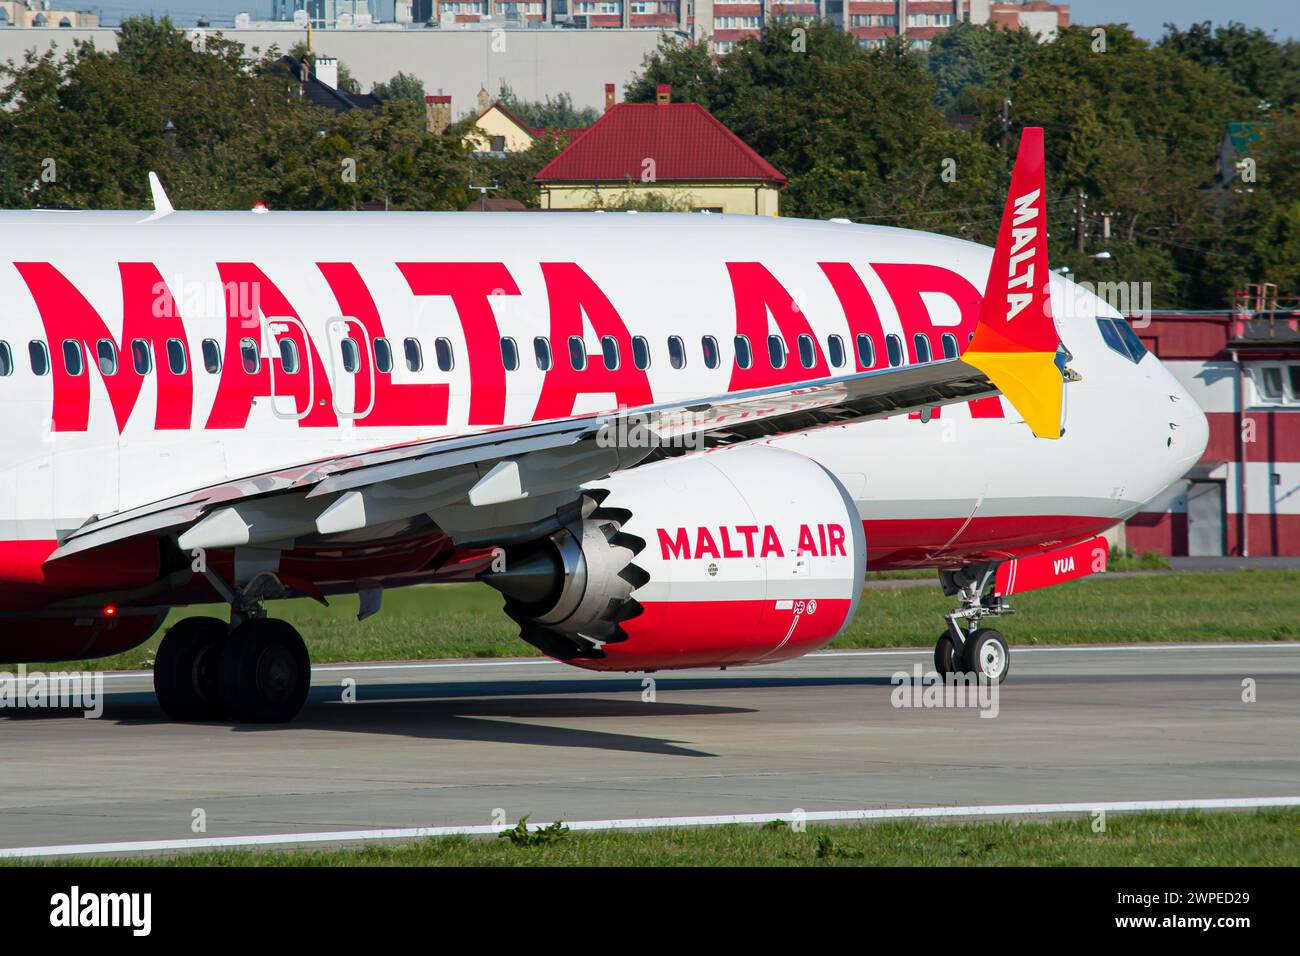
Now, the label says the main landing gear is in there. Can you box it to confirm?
[153,572,312,724]
[934,563,1012,684]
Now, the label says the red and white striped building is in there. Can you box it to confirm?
[1125,306,1300,557]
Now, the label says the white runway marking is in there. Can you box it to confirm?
[89,641,1300,681]
[1,796,1295,859]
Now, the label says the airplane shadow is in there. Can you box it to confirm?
[3,674,894,759]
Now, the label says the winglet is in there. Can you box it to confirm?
[147,171,174,218]
[962,127,1064,439]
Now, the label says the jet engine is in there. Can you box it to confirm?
[483,445,866,671]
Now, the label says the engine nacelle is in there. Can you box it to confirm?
[486,445,866,671]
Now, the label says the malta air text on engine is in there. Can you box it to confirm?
[658,523,849,561]
[13,258,1008,433]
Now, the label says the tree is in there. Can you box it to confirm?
[497,82,600,129]
[372,72,426,106]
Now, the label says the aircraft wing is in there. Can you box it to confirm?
[48,356,1001,561]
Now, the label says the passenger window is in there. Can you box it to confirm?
[667,335,686,370]
[240,338,260,374]
[533,336,552,371]
[167,339,187,374]
[0,341,11,377]
[500,337,519,372]
[201,339,221,374]
[797,334,816,369]
[828,334,846,369]
[62,340,84,376]
[632,335,650,370]
[913,334,932,364]
[131,339,152,374]
[767,334,787,369]
[701,335,719,370]
[96,339,118,376]
[374,337,393,374]
[434,337,453,372]
[568,336,587,371]
[29,341,50,376]
[734,335,753,370]
[600,335,620,370]
[340,339,361,374]
[885,334,903,368]
[279,339,300,374]
[941,333,959,359]
[855,333,875,368]
[404,337,423,373]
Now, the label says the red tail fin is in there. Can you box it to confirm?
[962,127,1064,439]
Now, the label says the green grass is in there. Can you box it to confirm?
[23,811,1299,867]
[23,569,1300,672]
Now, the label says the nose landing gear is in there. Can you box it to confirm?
[935,563,1013,684]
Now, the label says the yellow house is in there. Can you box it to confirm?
[465,101,581,155]
[534,86,786,216]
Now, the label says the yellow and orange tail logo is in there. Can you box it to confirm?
[963,127,1064,440]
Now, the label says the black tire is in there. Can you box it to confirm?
[218,618,311,723]
[962,628,1010,684]
[154,616,229,721]
[934,632,958,676]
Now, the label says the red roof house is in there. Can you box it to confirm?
[534,85,786,215]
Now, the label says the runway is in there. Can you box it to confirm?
[1,644,1297,857]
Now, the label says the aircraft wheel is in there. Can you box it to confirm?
[218,618,311,723]
[154,616,229,721]
[934,632,958,676]
[963,628,1010,684]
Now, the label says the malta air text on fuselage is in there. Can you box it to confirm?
[5,231,1009,440]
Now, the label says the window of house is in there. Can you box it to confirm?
[1249,362,1300,407]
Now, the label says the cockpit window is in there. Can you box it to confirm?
[1097,317,1147,364]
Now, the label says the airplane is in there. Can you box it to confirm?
[0,128,1208,722]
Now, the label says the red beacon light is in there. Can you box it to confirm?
[251,201,269,215]
[102,604,117,618]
